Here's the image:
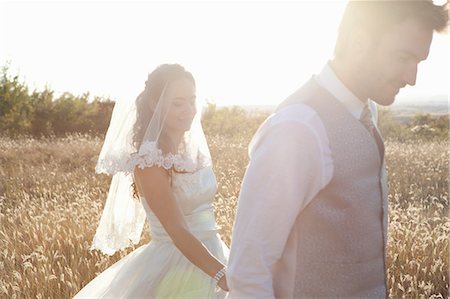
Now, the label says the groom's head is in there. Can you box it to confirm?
[333,0,448,106]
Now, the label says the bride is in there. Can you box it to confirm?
[74,64,229,298]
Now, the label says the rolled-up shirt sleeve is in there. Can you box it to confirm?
[227,110,330,299]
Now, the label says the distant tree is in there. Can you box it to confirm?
[201,102,267,141]
[51,92,90,135]
[85,97,115,136]
[0,65,33,135]
[29,88,54,136]
[0,63,117,137]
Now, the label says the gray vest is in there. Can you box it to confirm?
[278,79,388,298]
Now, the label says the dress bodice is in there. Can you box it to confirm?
[141,166,219,241]
[76,168,228,299]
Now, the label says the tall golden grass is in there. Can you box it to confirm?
[0,134,448,298]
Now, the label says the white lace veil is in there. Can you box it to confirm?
[92,64,211,255]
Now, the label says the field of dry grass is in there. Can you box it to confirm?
[0,134,448,298]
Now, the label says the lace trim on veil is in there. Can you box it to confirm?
[96,141,197,175]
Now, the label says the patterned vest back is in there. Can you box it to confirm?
[278,79,388,298]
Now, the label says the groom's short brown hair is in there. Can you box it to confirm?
[334,0,449,58]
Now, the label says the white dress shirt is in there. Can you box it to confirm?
[227,63,378,299]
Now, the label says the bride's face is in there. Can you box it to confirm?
[162,78,197,135]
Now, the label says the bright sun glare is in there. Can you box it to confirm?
[0,1,448,106]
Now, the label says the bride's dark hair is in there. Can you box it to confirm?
[131,63,195,199]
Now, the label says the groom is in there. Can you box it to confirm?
[227,1,448,298]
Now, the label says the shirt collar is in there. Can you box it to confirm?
[315,62,367,120]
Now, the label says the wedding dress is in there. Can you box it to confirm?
[74,166,229,298]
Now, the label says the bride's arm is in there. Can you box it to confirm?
[134,166,228,291]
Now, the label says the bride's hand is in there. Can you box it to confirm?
[217,275,229,292]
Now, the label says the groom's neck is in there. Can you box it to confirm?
[329,59,369,104]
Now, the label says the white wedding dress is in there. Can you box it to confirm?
[74,166,229,298]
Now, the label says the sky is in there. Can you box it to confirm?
[0,0,448,107]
